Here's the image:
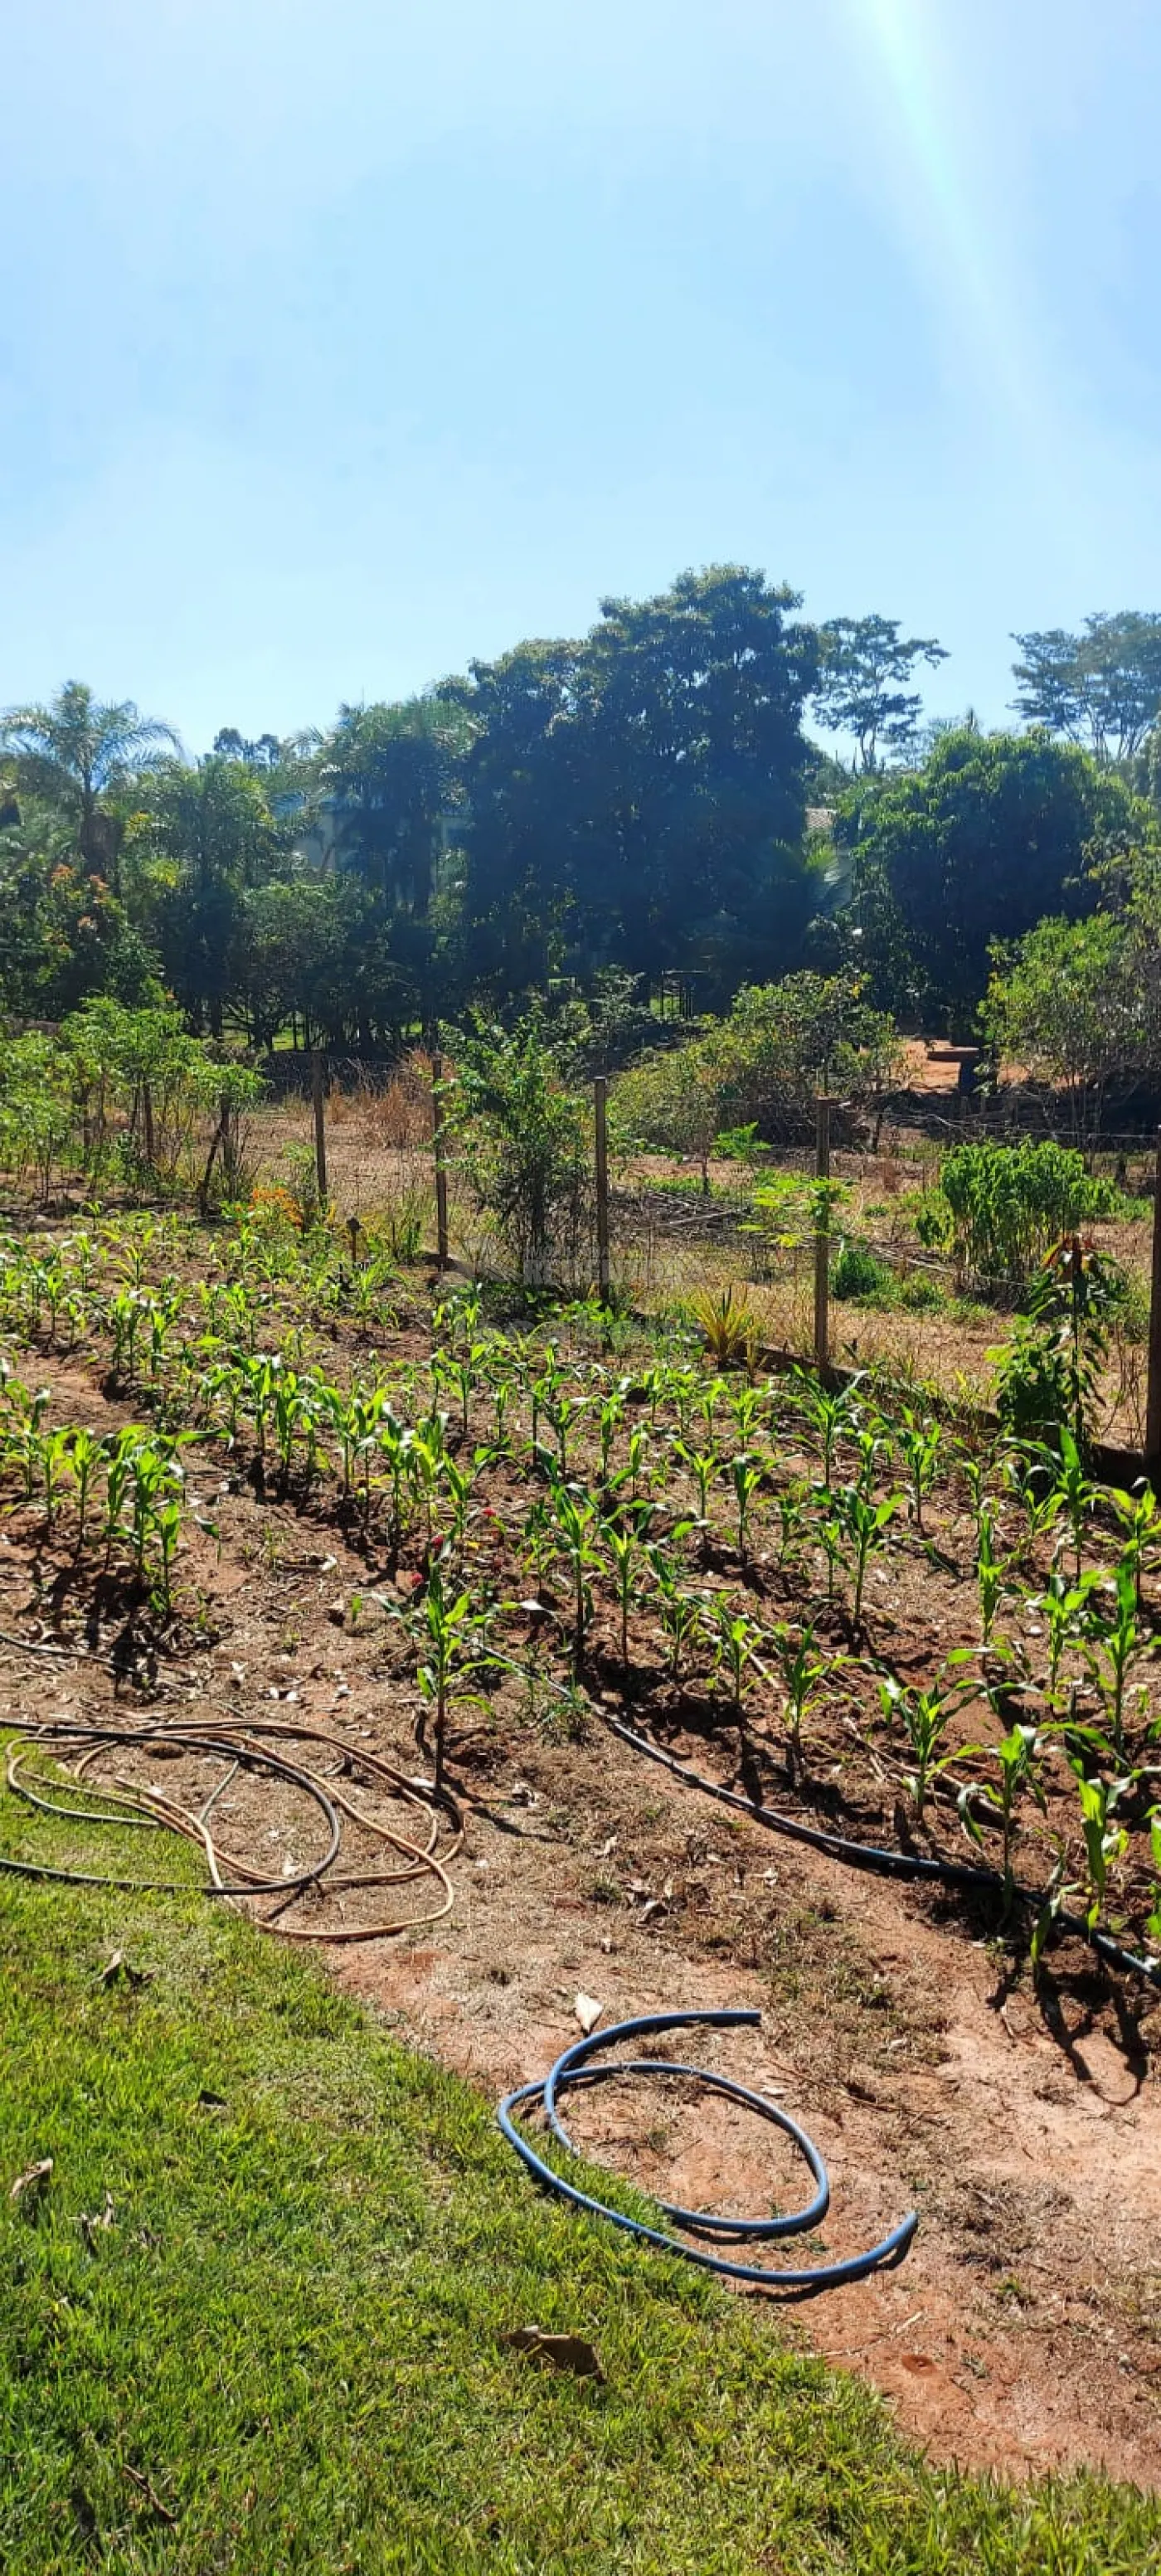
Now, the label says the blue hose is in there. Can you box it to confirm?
[498,2008,917,2294]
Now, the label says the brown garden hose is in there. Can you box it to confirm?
[2,1714,462,1942]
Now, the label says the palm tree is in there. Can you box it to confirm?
[0,681,181,877]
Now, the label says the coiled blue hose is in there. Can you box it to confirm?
[498,2007,917,2293]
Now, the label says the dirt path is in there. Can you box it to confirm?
[2,1361,1160,2488]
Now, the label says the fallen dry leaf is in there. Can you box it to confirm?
[501,2329,605,2380]
[10,2157,53,2204]
[574,1992,604,2035]
[99,1951,149,1990]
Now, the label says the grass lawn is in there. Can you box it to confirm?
[2,1792,1159,2575]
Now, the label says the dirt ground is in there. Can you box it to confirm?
[4,1367,1161,2493]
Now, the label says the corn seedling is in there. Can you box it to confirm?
[959,1721,1045,1905]
[1068,1758,1131,1934]
[1110,1480,1161,1611]
[729,1450,765,1566]
[602,1506,653,1672]
[549,1481,602,1667]
[1053,1427,1095,1583]
[763,1620,838,1775]
[1082,1557,1151,1762]
[836,1482,904,1632]
[880,1670,973,1824]
[647,1548,701,1682]
[976,1505,1010,1645]
[895,1407,942,1531]
[704,1594,760,1725]
[403,1553,492,1794]
[794,1372,863,1496]
[1030,1563,1100,1705]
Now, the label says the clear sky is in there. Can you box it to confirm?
[2,0,1159,755]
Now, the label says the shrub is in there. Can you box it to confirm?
[992,1238,1123,1454]
[831,1240,895,1305]
[896,1269,948,1314]
[687,1286,759,1368]
[611,974,903,1160]
[939,1138,1118,1292]
[454,1013,591,1286]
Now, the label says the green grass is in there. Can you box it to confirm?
[2,1796,1159,2574]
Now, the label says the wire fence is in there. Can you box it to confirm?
[1,1042,1150,1456]
[268,1060,1159,1458]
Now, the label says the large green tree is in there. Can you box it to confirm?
[0,681,179,882]
[836,726,1140,1030]
[812,615,946,771]
[448,566,819,1004]
[144,757,287,1037]
[1010,614,1161,764]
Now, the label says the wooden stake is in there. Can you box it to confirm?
[432,1052,449,1271]
[1145,1130,1161,1476]
[312,1052,328,1205]
[594,1077,610,1300]
[814,1095,833,1379]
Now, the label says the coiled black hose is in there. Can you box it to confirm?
[499,2008,917,2293]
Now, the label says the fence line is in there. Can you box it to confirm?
[289,1062,1161,1472]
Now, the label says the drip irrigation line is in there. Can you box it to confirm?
[499,2009,916,2294]
[0,1714,463,1942]
[600,1708,1161,1989]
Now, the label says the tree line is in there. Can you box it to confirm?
[2,573,1161,1068]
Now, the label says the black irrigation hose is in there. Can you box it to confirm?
[602,1709,1161,1990]
[498,2009,917,2294]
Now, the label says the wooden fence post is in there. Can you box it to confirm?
[594,1076,610,1300]
[814,1095,833,1379]
[1145,1130,1161,1478]
[432,1051,449,1271]
[312,1052,328,1206]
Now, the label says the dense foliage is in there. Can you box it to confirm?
[4,589,1161,1086]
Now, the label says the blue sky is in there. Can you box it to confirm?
[2,0,1159,754]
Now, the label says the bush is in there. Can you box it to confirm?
[454,1013,591,1286]
[611,973,903,1161]
[939,1138,1118,1292]
[896,1269,949,1313]
[831,1240,895,1305]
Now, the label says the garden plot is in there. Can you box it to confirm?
[2,1207,1161,2482]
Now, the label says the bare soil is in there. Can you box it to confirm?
[4,1349,1161,2491]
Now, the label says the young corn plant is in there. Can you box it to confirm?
[1053,1427,1095,1584]
[793,1371,863,1496]
[1110,1480,1161,1612]
[64,1427,105,1553]
[598,1388,627,1485]
[959,1719,1046,1907]
[880,1670,974,1825]
[674,1441,717,1547]
[996,1442,1061,1571]
[647,1547,701,1684]
[1082,1557,1150,1762]
[1030,1563,1099,1707]
[704,1594,760,1729]
[405,1553,493,1795]
[1069,1759,1131,1936]
[895,1407,942,1533]
[602,1504,654,1674]
[40,1426,75,1532]
[549,1480,602,1669]
[763,1619,839,1777]
[729,1450,765,1568]
[976,1504,1012,1646]
[836,1482,904,1634]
